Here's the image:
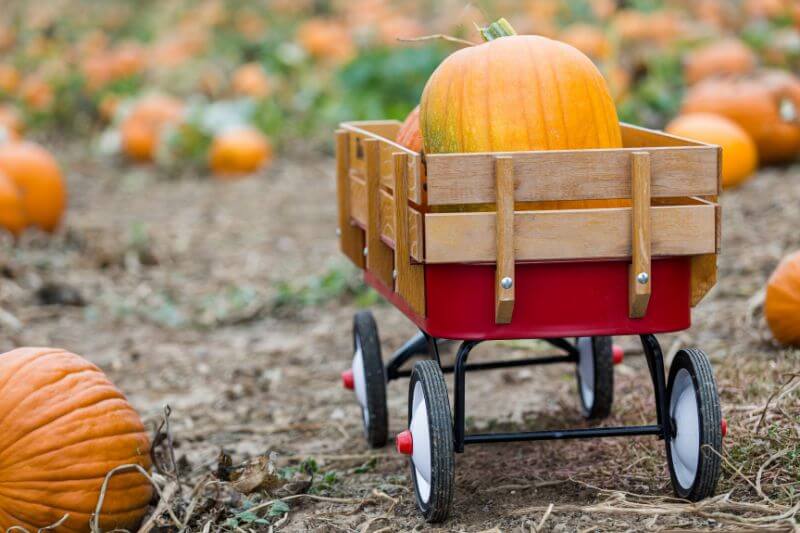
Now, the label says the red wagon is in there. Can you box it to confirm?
[336,120,725,522]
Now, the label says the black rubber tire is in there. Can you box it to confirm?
[353,311,388,448]
[665,348,723,501]
[408,360,454,523]
[575,336,614,420]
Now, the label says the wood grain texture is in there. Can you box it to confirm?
[364,139,394,287]
[621,122,707,148]
[690,254,717,306]
[393,152,425,316]
[335,130,365,268]
[425,146,718,206]
[424,203,716,264]
[629,152,652,319]
[349,175,423,262]
[494,157,515,324]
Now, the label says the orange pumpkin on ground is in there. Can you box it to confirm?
[420,18,622,153]
[0,348,152,531]
[121,95,183,162]
[396,106,422,153]
[0,171,26,237]
[0,142,66,233]
[296,18,355,64]
[666,113,758,188]
[684,38,757,85]
[0,63,19,94]
[232,63,271,99]
[19,75,54,111]
[559,23,611,60]
[209,127,273,177]
[0,105,23,141]
[765,252,800,346]
[682,70,800,164]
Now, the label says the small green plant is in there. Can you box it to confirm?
[271,263,380,312]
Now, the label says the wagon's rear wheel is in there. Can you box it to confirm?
[399,360,454,523]
[665,348,723,501]
[575,336,615,419]
[343,311,388,447]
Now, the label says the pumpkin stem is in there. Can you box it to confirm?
[478,18,517,42]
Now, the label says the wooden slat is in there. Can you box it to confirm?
[425,146,718,206]
[364,139,394,287]
[424,203,716,264]
[349,175,424,262]
[342,122,423,204]
[629,152,652,319]
[494,157,515,324]
[393,152,425,316]
[621,122,707,148]
[691,254,717,306]
[335,130,364,268]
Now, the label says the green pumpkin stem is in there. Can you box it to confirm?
[478,18,517,42]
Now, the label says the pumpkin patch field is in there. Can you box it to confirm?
[0,0,798,531]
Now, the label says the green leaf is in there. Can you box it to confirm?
[269,500,291,516]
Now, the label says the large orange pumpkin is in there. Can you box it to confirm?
[684,38,757,85]
[666,113,758,188]
[681,70,800,164]
[121,95,183,162]
[0,142,66,233]
[765,252,800,346]
[420,19,622,154]
[0,348,152,531]
[396,105,422,153]
[0,171,26,237]
[209,127,273,177]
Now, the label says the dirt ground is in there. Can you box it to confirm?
[0,142,798,532]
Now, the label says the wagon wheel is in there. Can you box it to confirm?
[575,336,615,419]
[665,348,723,501]
[396,360,454,523]
[342,311,388,447]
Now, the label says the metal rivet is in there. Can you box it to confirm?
[500,277,513,289]
[392,269,397,280]
[363,247,368,257]
[335,228,341,237]
[637,272,649,285]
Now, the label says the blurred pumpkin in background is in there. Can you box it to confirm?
[0,142,66,233]
[0,348,152,531]
[121,94,183,162]
[232,63,271,99]
[209,126,272,177]
[0,63,20,94]
[666,113,758,188]
[560,23,611,61]
[765,251,800,346]
[0,171,26,237]
[296,18,356,64]
[19,74,54,112]
[396,105,422,153]
[682,70,800,164]
[684,38,757,85]
[0,105,23,141]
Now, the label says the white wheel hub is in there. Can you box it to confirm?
[410,381,432,504]
[670,368,700,489]
[352,336,369,427]
[577,337,595,409]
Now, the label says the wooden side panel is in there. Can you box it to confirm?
[494,157,515,324]
[690,254,717,306]
[424,204,716,264]
[629,152,652,319]
[335,130,364,268]
[393,153,425,316]
[364,139,394,287]
[425,146,718,206]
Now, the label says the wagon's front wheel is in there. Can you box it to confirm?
[575,336,615,419]
[665,348,723,501]
[343,311,388,447]
[397,360,454,523]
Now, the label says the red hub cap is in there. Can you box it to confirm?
[612,345,624,365]
[396,430,413,455]
[721,418,727,438]
[341,369,354,390]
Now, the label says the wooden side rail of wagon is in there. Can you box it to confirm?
[335,120,721,328]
